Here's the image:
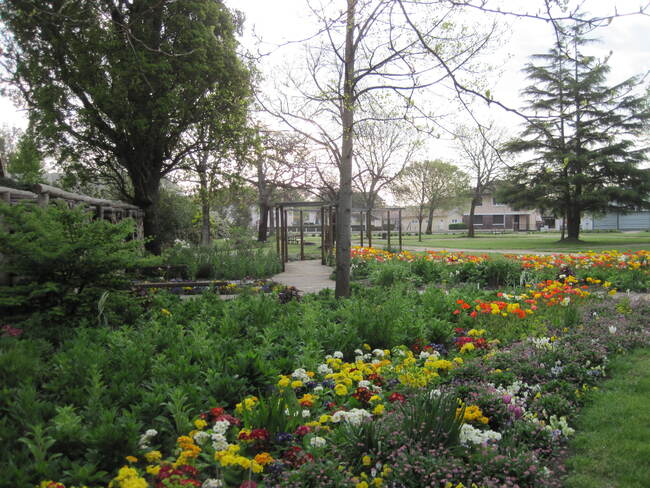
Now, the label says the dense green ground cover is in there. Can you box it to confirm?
[565,348,650,488]
[369,231,650,252]
[3,205,650,487]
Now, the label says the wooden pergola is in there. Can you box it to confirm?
[0,183,144,235]
[271,201,404,271]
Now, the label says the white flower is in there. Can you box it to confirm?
[202,479,223,488]
[358,380,371,388]
[608,326,617,334]
[212,420,230,435]
[138,429,158,449]
[561,297,571,306]
[317,364,333,375]
[331,408,372,426]
[354,349,363,355]
[292,368,310,382]
[372,349,385,358]
[211,433,229,451]
[302,409,311,418]
[193,431,210,445]
[419,351,431,359]
[310,436,326,448]
[313,385,324,393]
[459,424,502,445]
[333,351,344,359]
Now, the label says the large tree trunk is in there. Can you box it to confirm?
[564,205,581,241]
[467,194,479,238]
[335,0,355,299]
[258,200,270,242]
[129,164,163,254]
[425,204,434,234]
[198,168,211,246]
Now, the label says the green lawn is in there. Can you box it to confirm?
[564,348,650,488]
[266,231,650,256]
[365,231,650,252]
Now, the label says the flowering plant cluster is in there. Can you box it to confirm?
[42,292,650,488]
[507,250,649,271]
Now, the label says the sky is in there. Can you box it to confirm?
[0,0,648,166]
[232,0,650,162]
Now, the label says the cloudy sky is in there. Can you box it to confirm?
[1,0,648,164]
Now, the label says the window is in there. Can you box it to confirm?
[493,215,504,225]
[472,215,483,225]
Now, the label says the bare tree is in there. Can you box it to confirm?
[353,114,421,233]
[260,0,498,297]
[454,123,506,237]
[246,130,313,242]
[393,159,468,241]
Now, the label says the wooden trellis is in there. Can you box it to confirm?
[270,201,404,271]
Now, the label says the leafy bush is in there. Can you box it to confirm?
[163,240,281,280]
[0,202,143,334]
[449,223,468,230]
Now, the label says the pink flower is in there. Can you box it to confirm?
[240,482,257,488]
[502,394,512,404]
[1,325,22,337]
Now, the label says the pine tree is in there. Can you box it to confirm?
[500,23,650,241]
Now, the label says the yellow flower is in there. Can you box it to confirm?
[372,478,384,487]
[334,383,348,396]
[362,455,372,466]
[356,482,369,488]
[254,452,275,466]
[144,450,162,463]
[125,456,138,463]
[160,308,171,316]
[319,414,331,423]
[146,465,161,475]
[460,343,475,354]
[608,289,617,295]
[372,404,385,415]
[194,419,207,430]
[291,380,304,389]
[278,375,290,388]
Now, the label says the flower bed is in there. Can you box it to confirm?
[38,286,650,487]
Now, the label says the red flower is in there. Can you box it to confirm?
[388,392,406,403]
[240,482,257,488]
[453,309,461,315]
[470,311,477,319]
[295,425,311,436]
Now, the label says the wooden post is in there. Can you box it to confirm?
[387,210,391,250]
[37,192,50,207]
[398,208,403,252]
[275,207,280,256]
[360,211,364,247]
[321,206,326,265]
[300,209,304,260]
[283,209,289,264]
[367,211,372,248]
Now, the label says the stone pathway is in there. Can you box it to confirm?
[271,259,335,294]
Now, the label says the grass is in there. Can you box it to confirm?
[359,231,650,252]
[564,348,650,488]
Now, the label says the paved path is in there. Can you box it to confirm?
[272,259,335,294]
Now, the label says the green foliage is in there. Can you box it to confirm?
[500,23,650,240]
[0,203,143,333]
[7,129,43,184]
[0,0,251,252]
[449,223,468,230]
[396,391,464,448]
[163,240,281,280]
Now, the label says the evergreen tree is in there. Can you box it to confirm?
[7,130,43,184]
[500,23,650,241]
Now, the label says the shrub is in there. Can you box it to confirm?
[0,202,143,334]
[449,223,468,230]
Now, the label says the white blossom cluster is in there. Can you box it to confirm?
[210,420,230,451]
[138,429,158,450]
[543,415,575,439]
[331,408,372,425]
[317,363,333,375]
[291,368,311,383]
[310,436,326,448]
[201,480,223,488]
[529,337,556,350]
[459,424,502,446]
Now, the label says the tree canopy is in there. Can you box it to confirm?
[0,0,251,252]
[499,22,650,241]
